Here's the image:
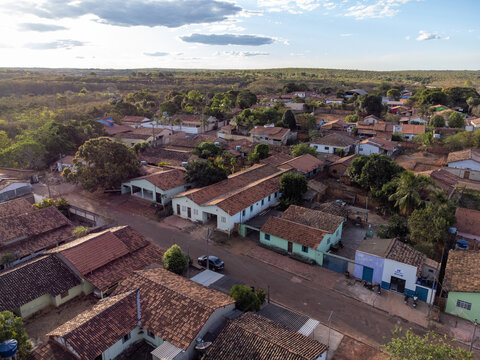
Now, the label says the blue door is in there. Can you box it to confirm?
[362,267,374,283]
[415,286,429,302]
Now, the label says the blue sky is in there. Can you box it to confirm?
[0,0,479,70]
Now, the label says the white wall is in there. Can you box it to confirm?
[102,326,163,360]
[356,143,381,156]
[311,144,350,154]
[122,179,190,205]
[382,259,418,293]
[448,159,480,171]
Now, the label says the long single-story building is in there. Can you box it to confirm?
[445,149,480,181]
[354,238,438,303]
[310,133,356,154]
[172,164,287,232]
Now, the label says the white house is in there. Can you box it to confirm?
[172,164,287,232]
[249,125,292,145]
[310,133,356,154]
[363,115,382,124]
[121,168,191,206]
[354,238,438,304]
[325,97,344,104]
[356,137,399,156]
[142,115,224,135]
[446,149,480,181]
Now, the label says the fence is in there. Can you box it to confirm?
[0,185,32,202]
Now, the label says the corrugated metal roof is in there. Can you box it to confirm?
[151,341,183,359]
[298,318,320,337]
[190,270,224,287]
[259,303,319,336]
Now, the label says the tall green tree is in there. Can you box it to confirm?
[383,328,472,360]
[184,160,228,187]
[355,94,384,117]
[349,154,404,192]
[280,172,307,206]
[63,137,139,191]
[0,130,11,150]
[163,244,189,275]
[229,285,265,312]
[429,114,446,128]
[388,171,432,215]
[387,88,401,100]
[0,311,32,360]
[448,112,465,128]
[193,142,224,159]
[253,144,270,159]
[0,139,45,169]
[282,110,297,130]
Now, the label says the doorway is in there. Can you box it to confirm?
[187,207,191,218]
[362,267,373,283]
[177,204,180,215]
[287,241,293,253]
[390,276,406,293]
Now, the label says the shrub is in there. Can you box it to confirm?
[163,244,189,275]
[72,226,89,238]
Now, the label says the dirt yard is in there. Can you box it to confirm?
[395,151,446,172]
[333,336,388,360]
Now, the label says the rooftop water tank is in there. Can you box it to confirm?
[214,142,220,146]
[181,162,188,167]
[236,146,241,150]
[0,339,18,358]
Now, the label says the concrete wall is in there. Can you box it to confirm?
[354,251,385,284]
[260,232,324,265]
[382,259,418,295]
[317,222,344,253]
[19,294,52,318]
[445,292,480,322]
[122,178,190,205]
[311,143,350,154]
[357,143,381,156]
[447,160,480,180]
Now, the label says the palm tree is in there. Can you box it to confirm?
[389,171,432,215]
[200,115,210,133]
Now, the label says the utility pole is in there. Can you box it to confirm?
[327,311,334,350]
[470,320,478,352]
[206,227,211,270]
[45,172,52,199]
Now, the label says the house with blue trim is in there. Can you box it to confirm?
[354,238,438,304]
[259,205,345,265]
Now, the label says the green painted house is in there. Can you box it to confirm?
[260,205,344,265]
[444,250,480,322]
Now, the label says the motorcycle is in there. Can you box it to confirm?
[404,294,409,305]
[412,294,418,308]
[363,281,374,291]
[377,284,381,295]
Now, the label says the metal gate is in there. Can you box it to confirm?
[415,286,429,302]
[322,253,348,274]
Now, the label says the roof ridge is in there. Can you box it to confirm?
[235,315,320,358]
[275,216,328,235]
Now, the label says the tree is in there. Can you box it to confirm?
[162,244,189,275]
[416,89,449,107]
[253,144,269,159]
[236,90,257,109]
[282,110,297,130]
[448,112,465,128]
[296,113,317,130]
[0,311,32,359]
[355,94,383,117]
[63,137,139,192]
[1,253,15,267]
[229,285,265,312]
[387,88,401,100]
[0,130,11,150]
[0,139,46,169]
[345,114,359,123]
[280,172,307,206]
[184,160,228,187]
[349,154,404,192]
[413,132,433,148]
[291,143,317,157]
[383,328,472,360]
[193,142,224,159]
[34,197,69,217]
[429,114,445,128]
[388,171,432,215]
[247,152,260,164]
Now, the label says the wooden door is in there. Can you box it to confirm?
[288,241,293,253]
[177,204,181,215]
[187,207,191,218]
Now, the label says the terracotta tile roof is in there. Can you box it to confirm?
[176,164,281,207]
[48,291,139,359]
[121,116,149,125]
[260,152,294,166]
[205,312,327,360]
[447,149,480,164]
[103,123,132,135]
[455,207,480,237]
[250,126,289,140]
[307,180,328,194]
[444,250,480,292]
[311,133,355,147]
[423,169,459,194]
[168,134,217,150]
[139,147,196,166]
[49,226,161,291]
[0,198,32,218]
[279,154,325,174]
[114,268,235,350]
[126,168,187,191]
[360,137,398,151]
[469,118,480,126]
[282,205,344,233]
[313,201,349,218]
[0,206,71,244]
[329,154,359,166]
[261,216,326,249]
[325,154,341,163]
[28,340,77,360]
[386,240,425,276]
[204,170,286,215]
[0,255,80,311]
[401,124,425,135]
[57,155,74,165]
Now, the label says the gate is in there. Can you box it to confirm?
[322,253,348,274]
[415,286,429,302]
[362,267,373,282]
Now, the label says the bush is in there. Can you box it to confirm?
[34,197,69,217]
[229,285,266,312]
[1,253,16,266]
[0,311,32,359]
[163,244,189,275]
[72,226,89,238]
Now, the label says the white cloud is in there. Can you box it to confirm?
[345,0,414,20]
[405,35,410,40]
[416,30,449,41]
[340,33,352,37]
[217,51,269,57]
[257,0,323,13]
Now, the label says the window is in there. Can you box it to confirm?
[325,146,329,150]
[147,330,155,339]
[60,290,69,299]
[302,246,308,253]
[457,300,472,310]
[261,199,264,206]
[250,205,253,212]
[122,333,131,344]
[242,209,246,216]
[221,216,226,223]
[264,234,270,240]
[193,209,198,215]
[274,192,277,198]
[268,195,271,201]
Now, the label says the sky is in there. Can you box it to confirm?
[0,0,479,70]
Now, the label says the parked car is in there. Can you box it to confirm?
[197,255,224,271]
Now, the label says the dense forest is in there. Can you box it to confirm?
[0,67,479,169]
